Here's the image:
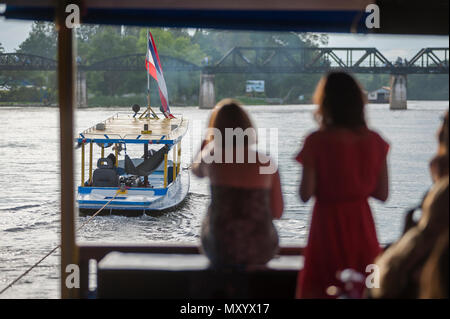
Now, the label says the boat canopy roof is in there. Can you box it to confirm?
[1,0,448,35]
[77,113,188,145]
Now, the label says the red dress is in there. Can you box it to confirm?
[296,127,389,298]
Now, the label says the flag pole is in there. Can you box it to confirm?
[147,28,150,116]
[143,28,158,119]
[146,28,151,117]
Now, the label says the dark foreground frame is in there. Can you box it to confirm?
[78,244,304,298]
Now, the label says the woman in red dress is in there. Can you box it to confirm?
[296,72,389,298]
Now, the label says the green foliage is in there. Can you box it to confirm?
[88,94,148,107]
[16,22,57,58]
[135,28,204,106]
[1,22,57,98]
[354,74,449,100]
[191,30,328,62]
[0,86,50,103]
[138,28,204,65]
[191,31,328,104]
[355,74,391,92]
[81,26,140,96]
[408,74,449,100]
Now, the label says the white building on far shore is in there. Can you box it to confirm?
[367,87,390,103]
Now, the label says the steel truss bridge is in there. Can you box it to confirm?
[0,47,448,74]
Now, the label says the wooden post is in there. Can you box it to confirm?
[114,143,119,167]
[173,144,177,181]
[144,127,149,186]
[81,143,85,186]
[89,142,93,183]
[177,143,181,175]
[57,0,78,299]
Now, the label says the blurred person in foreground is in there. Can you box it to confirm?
[419,229,448,299]
[192,99,283,268]
[369,112,449,299]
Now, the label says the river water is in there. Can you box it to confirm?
[0,101,448,298]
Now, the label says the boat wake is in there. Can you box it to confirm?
[3,227,27,232]
[0,204,41,212]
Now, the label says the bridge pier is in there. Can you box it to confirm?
[199,73,215,109]
[76,71,88,108]
[389,74,407,110]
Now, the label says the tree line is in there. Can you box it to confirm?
[0,22,448,105]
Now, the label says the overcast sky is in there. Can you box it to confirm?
[0,18,448,61]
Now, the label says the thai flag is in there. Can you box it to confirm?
[145,31,175,119]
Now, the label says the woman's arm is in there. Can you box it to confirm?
[270,171,284,219]
[191,141,206,178]
[299,164,316,203]
[371,158,389,202]
[191,159,204,178]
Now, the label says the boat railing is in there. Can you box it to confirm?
[167,114,185,137]
[78,132,180,144]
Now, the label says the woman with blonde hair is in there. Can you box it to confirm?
[192,98,283,267]
[296,72,390,298]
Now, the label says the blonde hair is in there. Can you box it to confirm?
[204,98,256,147]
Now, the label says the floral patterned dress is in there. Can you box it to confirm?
[201,185,279,267]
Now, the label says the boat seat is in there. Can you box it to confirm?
[96,252,302,298]
[92,158,119,187]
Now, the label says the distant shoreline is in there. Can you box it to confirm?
[0,100,449,108]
